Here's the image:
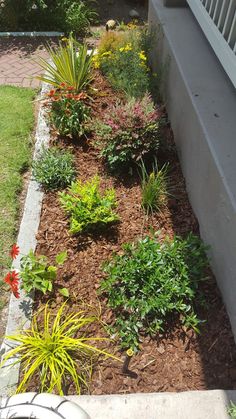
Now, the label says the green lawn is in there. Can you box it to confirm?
[0,85,35,305]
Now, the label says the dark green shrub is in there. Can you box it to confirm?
[100,233,209,350]
[32,147,75,190]
[59,175,119,235]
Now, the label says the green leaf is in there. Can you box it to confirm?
[55,251,68,265]
[59,288,69,298]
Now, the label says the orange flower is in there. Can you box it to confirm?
[48,89,56,97]
[75,92,87,101]
[4,270,20,298]
[66,93,73,99]
[10,244,19,259]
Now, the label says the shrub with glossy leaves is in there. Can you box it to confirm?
[100,233,209,350]
[32,147,75,190]
[94,94,160,172]
[59,175,119,234]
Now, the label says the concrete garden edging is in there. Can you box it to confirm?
[0,82,50,397]
[0,32,64,37]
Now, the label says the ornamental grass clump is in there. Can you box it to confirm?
[1,302,120,394]
[36,35,94,92]
[59,175,119,235]
[139,159,169,214]
[32,147,76,190]
[100,233,209,350]
[94,94,160,172]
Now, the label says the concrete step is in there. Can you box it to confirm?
[68,390,236,419]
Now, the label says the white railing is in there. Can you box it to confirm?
[186,0,236,88]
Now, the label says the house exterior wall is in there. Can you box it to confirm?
[149,0,236,338]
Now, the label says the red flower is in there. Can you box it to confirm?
[10,244,19,260]
[66,93,73,99]
[4,270,19,287]
[4,270,20,298]
[48,89,56,97]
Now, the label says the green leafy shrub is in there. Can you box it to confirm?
[32,147,75,190]
[20,250,67,295]
[0,0,97,32]
[100,233,209,350]
[94,94,160,172]
[48,88,90,138]
[228,402,236,418]
[1,302,120,394]
[59,175,119,235]
[37,35,94,91]
[94,28,151,98]
[139,159,169,214]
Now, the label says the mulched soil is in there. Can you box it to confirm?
[30,72,236,395]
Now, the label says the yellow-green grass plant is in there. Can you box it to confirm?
[139,158,169,215]
[36,35,94,91]
[1,302,120,395]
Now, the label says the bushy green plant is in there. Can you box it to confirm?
[32,147,75,190]
[95,28,152,98]
[100,233,209,350]
[1,302,120,394]
[139,159,169,214]
[37,35,94,91]
[59,175,119,235]
[94,94,160,172]
[20,250,68,295]
[0,0,97,32]
[65,0,98,34]
[228,401,236,418]
[48,88,90,138]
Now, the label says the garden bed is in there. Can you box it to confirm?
[26,71,236,394]
[2,28,236,397]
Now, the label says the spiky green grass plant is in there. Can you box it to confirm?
[1,302,120,394]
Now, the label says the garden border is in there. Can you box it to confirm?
[0,81,49,397]
[0,32,64,37]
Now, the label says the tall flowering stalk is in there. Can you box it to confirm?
[3,244,20,299]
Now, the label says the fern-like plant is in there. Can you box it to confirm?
[1,302,120,394]
[59,175,119,234]
[36,35,94,91]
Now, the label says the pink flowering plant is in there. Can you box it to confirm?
[94,94,161,172]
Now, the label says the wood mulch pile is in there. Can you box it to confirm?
[30,72,236,395]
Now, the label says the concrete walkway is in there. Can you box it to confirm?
[0,37,56,88]
[69,390,236,419]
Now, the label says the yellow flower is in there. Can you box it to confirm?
[61,37,68,42]
[120,43,132,53]
[126,348,134,357]
[150,172,155,180]
[102,51,112,57]
[139,51,147,61]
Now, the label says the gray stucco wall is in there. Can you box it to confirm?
[149,1,236,338]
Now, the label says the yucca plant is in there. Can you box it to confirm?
[139,159,169,214]
[36,35,94,91]
[1,302,120,395]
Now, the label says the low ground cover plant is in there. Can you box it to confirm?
[59,175,119,235]
[37,36,94,92]
[95,29,151,98]
[94,94,160,172]
[228,402,236,418]
[139,159,169,214]
[1,302,119,394]
[100,233,209,350]
[0,0,97,33]
[32,147,75,190]
[20,250,67,295]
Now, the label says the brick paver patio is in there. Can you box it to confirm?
[0,37,58,88]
